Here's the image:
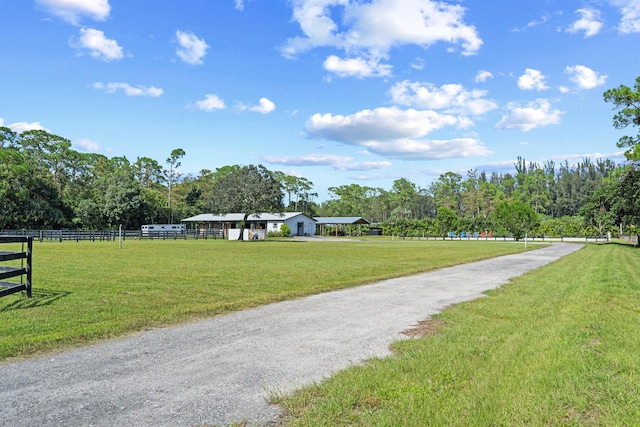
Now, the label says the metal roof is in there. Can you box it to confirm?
[314,217,370,225]
[181,212,316,222]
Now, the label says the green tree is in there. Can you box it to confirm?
[72,198,104,230]
[436,207,459,239]
[596,76,640,244]
[324,184,376,217]
[430,172,463,213]
[133,156,164,189]
[165,148,185,223]
[274,172,316,213]
[391,178,427,220]
[212,165,242,179]
[603,76,640,161]
[206,164,284,240]
[583,166,640,241]
[616,166,640,242]
[140,187,169,225]
[369,189,393,222]
[493,200,540,241]
[0,126,19,149]
[0,147,65,228]
[102,166,147,229]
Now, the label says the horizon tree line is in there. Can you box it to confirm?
[0,127,629,237]
[2,76,638,237]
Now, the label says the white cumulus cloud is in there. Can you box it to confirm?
[93,82,163,97]
[567,8,603,37]
[306,106,490,160]
[237,98,276,114]
[610,0,640,33]
[264,153,392,171]
[2,121,48,134]
[362,137,490,160]
[35,0,110,25]
[323,55,392,78]
[250,97,276,114]
[307,107,460,142]
[175,30,209,65]
[518,68,549,91]
[495,99,564,132]
[565,65,608,89]
[389,81,498,116]
[281,0,482,78]
[475,70,493,83]
[193,94,226,111]
[70,28,123,61]
[75,138,109,152]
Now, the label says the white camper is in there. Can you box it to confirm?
[141,224,185,236]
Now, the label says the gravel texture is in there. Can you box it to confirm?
[0,243,582,426]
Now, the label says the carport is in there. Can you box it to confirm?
[314,217,370,237]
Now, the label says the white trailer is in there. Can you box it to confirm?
[141,224,185,236]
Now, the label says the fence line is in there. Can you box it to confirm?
[391,234,610,243]
[0,229,225,242]
[0,229,618,243]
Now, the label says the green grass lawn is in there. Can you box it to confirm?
[274,242,640,426]
[0,238,531,361]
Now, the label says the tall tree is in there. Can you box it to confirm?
[0,147,64,228]
[462,170,504,232]
[0,127,18,149]
[603,76,640,161]
[102,171,147,229]
[325,184,376,217]
[165,148,185,223]
[206,164,284,240]
[583,167,640,238]
[594,76,640,244]
[274,172,316,212]
[390,178,419,219]
[133,156,164,189]
[430,172,463,213]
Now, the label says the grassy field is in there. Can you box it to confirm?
[0,238,531,361]
[274,242,640,426]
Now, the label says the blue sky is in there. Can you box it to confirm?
[1,0,639,200]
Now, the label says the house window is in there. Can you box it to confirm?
[272,223,279,229]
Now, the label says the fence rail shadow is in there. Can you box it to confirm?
[0,289,71,311]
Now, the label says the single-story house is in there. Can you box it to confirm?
[181,212,317,239]
[314,217,371,236]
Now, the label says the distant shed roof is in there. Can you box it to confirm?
[314,217,370,225]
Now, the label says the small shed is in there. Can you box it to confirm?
[181,212,317,239]
[314,217,371,237]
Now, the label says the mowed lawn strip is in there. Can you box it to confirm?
[0,239,532,361]
[275,242,640,426]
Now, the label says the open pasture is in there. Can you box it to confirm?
[0,239,532,361]
[276,242,640,426]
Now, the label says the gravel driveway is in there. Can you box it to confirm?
[0,243,582,426]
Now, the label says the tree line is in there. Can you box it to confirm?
[0,127,631,238]
[316,157,621,238]
[1,77,638,238]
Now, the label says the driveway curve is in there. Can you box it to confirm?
[0,243,582,427]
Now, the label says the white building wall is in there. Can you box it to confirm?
[283,217,316,236]
[222,213,316,239]
[267,221,283,234]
